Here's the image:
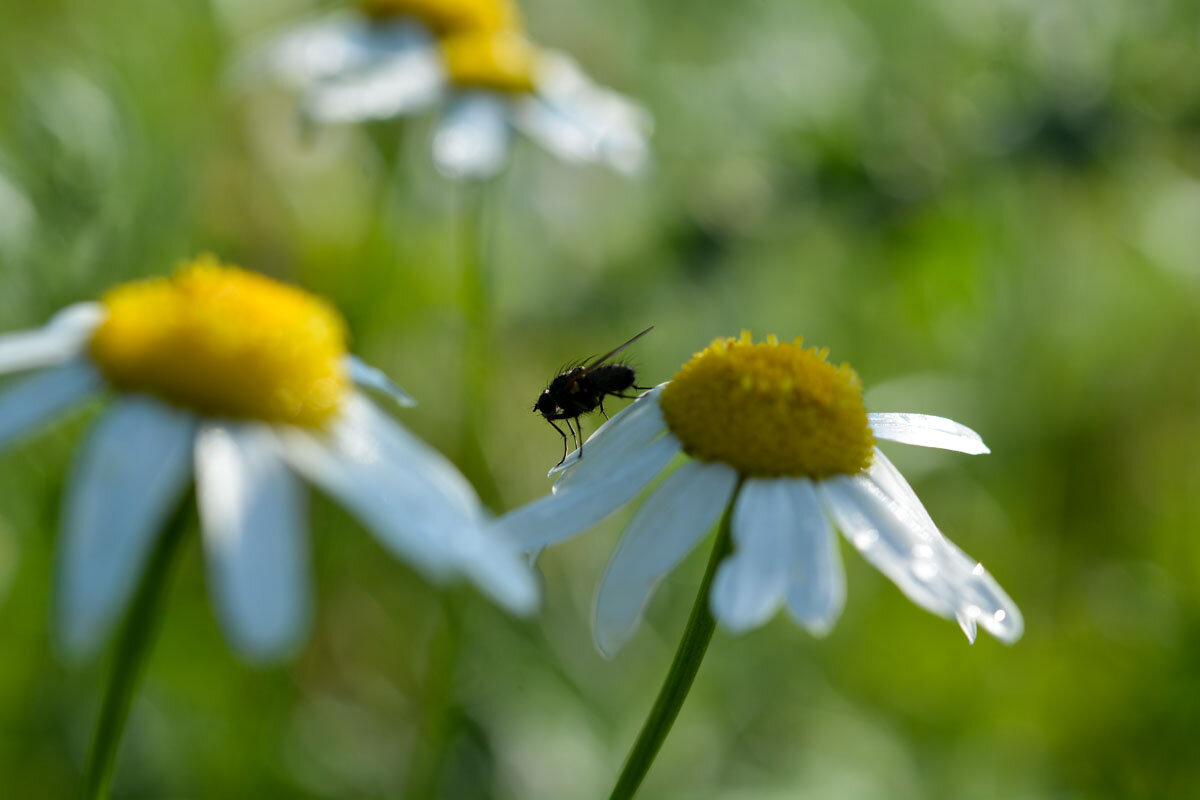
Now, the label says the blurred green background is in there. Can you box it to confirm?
[2,0,1199,797]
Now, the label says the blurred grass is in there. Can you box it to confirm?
[2,0,1200,798]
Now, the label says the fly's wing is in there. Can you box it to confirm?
[578,326,653,377]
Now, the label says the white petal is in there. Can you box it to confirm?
[345,355,416,407]
[550,384,667,481]
[238,14,429,89]
[593,460,737,657]
[783,479,845,636]
[710,477,843,636]
[442,521,540,616]
[302,46,444,123]
[275,395,536,612]
[493,432,681,553]
[57,398,195,657]
[432,92,512,180]
[868,413,990,454]
[867,447,938,532]
[0,303,104,375]
[519,52,652,175]
[511,96,596,163]
[273,397,455,577]
[0,360,103,453]
[195,423,308,661]
[817,474,1022,643]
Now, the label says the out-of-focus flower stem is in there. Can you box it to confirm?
[457,179,504,511]
[85,493,191,800]
[606,478,744,800]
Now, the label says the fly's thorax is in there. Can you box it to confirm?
[659,332,874,478]
[88,256,350,428]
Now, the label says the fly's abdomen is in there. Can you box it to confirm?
[587,364,636,394]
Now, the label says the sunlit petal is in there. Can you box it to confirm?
[57,397,195,657]
[594,460,737,657]
[817,474,1022,643]
[432,92,512,180]
[0,361,103,453]
[494,433,681,552]
[344,355,416,407]
[239,14,429,88]
[868,413,990,454]
[302,46,444,123]
[710,477,844,635]
[0,303,104,376]
[196,423,308,662]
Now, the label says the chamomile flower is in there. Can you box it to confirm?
[246,1,651,179]
[0,256,536,661]
[495,332,1022,656]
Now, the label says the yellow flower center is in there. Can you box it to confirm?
[659,332,874,478]
[359,0,520,35]
[440,30,538,93]
[89,256,349,428]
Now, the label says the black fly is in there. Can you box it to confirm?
[534,326,654,467]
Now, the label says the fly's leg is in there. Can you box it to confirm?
[549,419,570,467]
[599,397,610,420]
[565,417,580,452]
[574,416,585,459]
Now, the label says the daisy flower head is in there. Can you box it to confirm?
[496,332,1022,657]
[246,0,651,180]
[0,255,537,662]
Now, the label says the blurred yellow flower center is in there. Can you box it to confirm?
[359,0,520,35]
[659,332,874,478]
[440,30,537,93]
[89,256,349,428]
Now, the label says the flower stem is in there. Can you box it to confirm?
[607,480,742,800]
[84,494,191,800]
[458,180,503,511]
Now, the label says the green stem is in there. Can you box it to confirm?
[607,480,742,800]
[400,599,463,800]
[84,494,191,800]
[458,181,503,511]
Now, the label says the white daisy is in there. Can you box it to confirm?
[494,332,1022,657]
[0,255,537,662]
[244,0,651,179]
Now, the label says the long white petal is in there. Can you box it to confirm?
[237,14,429,89]
[867,448,1019,641]
[0,303,104,376]
[302,46,444,123]
[0,360,103,453]
[519,51,652,175]
[594,460,737,657]
[710,476,843,636]
[344,355,416,407]
[196,423,308,661]
[57,398,195,657]
[868,413,990,454]
[867,447,938,532]
[273,398,455,577]
[817,474,1022,643]
[275,395,536,612]
[550,384,667,482]
[783,479,845,635]
[432,92,513,180]
[493,432,681,553]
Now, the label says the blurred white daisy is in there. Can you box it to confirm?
[244,0,651,179]
[495,332,1022,657]
[0,255,537,661]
